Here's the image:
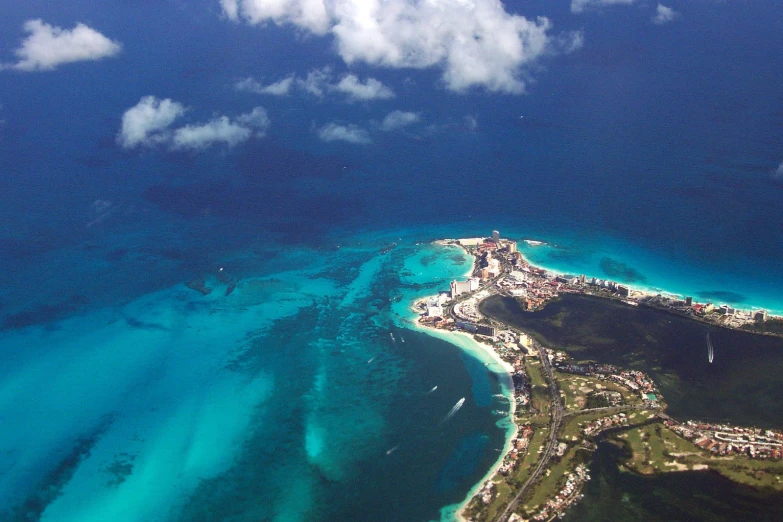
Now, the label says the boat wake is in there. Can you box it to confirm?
[386,445,399,456]
[441,397,466,424]
[707,332,714,364]
[425,385,438,395]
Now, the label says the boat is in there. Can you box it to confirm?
[707,332,714,363]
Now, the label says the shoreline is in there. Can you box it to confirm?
[412,320,518,522]
[519,240,783,317]
[411,235,783,521]
[416,241,518,522]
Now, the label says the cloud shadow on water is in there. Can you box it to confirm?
[696,290,747,303]
[2,295,88,331]
[599,257,647,284]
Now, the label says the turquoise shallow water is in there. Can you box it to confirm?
[0,230,512,522]
[1,1,782,520]
[1,224,781,521]
[510,230,783,315]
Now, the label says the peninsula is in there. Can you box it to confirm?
[413,232,783,522]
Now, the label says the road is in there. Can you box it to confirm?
[440,254,566,522]
[496,340,564,522]
[437,243,665,521]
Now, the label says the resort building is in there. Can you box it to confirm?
[450,278,480,298]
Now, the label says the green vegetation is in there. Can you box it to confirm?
[526,358,551,417]
[612,423,783,491]
[463,427,550,522]
[559,411,614,441]
[555,372,636,412]
[463,479,513,522]
[741,318,783,335]
[519,446,590,517]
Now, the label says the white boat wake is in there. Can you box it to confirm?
[441,397,466,424]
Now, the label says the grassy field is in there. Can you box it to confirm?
[613,423,783,490]
[519,446,587,516]
[464,425,551,522]
[526,358,551,416]
[555,372,639,412]
[464,479,513,522]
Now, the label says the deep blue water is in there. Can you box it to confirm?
[1,0,782,520]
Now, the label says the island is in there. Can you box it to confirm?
[412,232,783,522]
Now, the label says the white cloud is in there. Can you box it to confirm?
[117,96,187,148]
[221,0,240,20]
[224,0,577,94]
[774,162,783,179]
[571,0,635,14]
[652,4,679,25]
[221,0,330,34]
[297,67,332,97]
[334,74,394,101]
[318,123,371,144]
[172,117,253,150]
[4,19,121,71]
[241,68,394,101]
[236,106,272,131]
[118,97,269,150]
[236,75,294,95]
[381,110,420,131]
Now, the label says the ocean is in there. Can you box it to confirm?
[0,0,782,520]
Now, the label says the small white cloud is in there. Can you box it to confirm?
[236,75,294,96]
[118,97,269,150]
[334,74,394,101]
[221,0,240,20]
[236,106,271,133]
[172,117,253,150]
[774,162,783,179]
[571,0,635,14]
[652,4,679,25]
[550,29,585,55]
[381,110,420,131]
[297,67,332,98]
[247,68,394,101]
[223,0,331,34]
[117,96,186,148]
[5,19,121,71]
[318,123,371,144]
[463,115,478,131]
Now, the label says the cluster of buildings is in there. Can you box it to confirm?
[476,481,495,506]
[641,294,770,329]
[554,361,660,404]
[581,413,630,437]
[583,277,631,297]
[590,390,624,407]
[448,231,776,334]
[666,420,783,459]
[453,298,482,322]
[498,425,534,476]
[529,464,590,521]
